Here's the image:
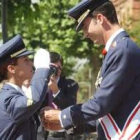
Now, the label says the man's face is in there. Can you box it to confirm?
[82,16,104,45]
[14,56,34,82]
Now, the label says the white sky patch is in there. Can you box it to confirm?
[31,0,40,4]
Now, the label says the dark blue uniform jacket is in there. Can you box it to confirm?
[0,68,50,140]
[53,77,79,109]
[60,31,140,140]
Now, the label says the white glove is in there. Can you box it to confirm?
[34,48,50,69]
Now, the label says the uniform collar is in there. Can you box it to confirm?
[6,82,25,95]
[102,28,124,55]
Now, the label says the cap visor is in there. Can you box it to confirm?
[76,16,87,32]
[68,0,92,19]
[17,50,34,57]
[76,22,83,32]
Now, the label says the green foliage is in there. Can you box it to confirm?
[0,0,103,103]
[0,0,101,62]
[1,0,139,103]
[128,21,140,47]
[73,62,92,103]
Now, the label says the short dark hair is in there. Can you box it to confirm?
[91,1,118,24]
[50,52,63,66]
[0,58,18,82]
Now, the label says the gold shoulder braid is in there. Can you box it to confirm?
[95,68,103,89]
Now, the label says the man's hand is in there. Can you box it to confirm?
[41,106,61,123]
[40,106,63,131]
[42,120,62,131]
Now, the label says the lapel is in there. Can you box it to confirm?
[101,31,129,75]
[95,31,129,89]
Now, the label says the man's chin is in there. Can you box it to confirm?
[94,40,102,46]
[94,41,99,46]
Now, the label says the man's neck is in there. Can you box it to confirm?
[104,24,121,45]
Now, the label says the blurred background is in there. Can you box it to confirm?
[1,0,140,115]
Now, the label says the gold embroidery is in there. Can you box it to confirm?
[25,87,33,106]
[95,68,102,89]
[77,9,90,23]
[27,99,33,106]
[10,48,26,58]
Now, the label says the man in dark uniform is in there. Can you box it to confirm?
[0,34,51,140]
[39,52,79,140]
[41,0,140,140]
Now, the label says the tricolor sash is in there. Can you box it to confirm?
[99,102,140,140]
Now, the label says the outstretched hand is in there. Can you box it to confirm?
[40,106,63,131]
[42,119,62,131]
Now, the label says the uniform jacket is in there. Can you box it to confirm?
[61,31,140,140]
[0,68,50,140]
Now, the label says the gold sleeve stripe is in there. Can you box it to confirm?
[10,48,27,58]
[27,99,33,106]
[25,87,33,106]
[25,87,32,99]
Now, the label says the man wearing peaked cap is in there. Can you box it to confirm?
[0,34,51,140]
[41,0,140,140]
[68,0,109,31]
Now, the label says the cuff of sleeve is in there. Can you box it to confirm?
[59,111,64,128]
[60,107,74,129]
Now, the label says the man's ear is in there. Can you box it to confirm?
[96,14,104,24]
[7,65,16,74]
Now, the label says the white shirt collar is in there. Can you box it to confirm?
[105,28,124,52]
[6,82,25,95]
